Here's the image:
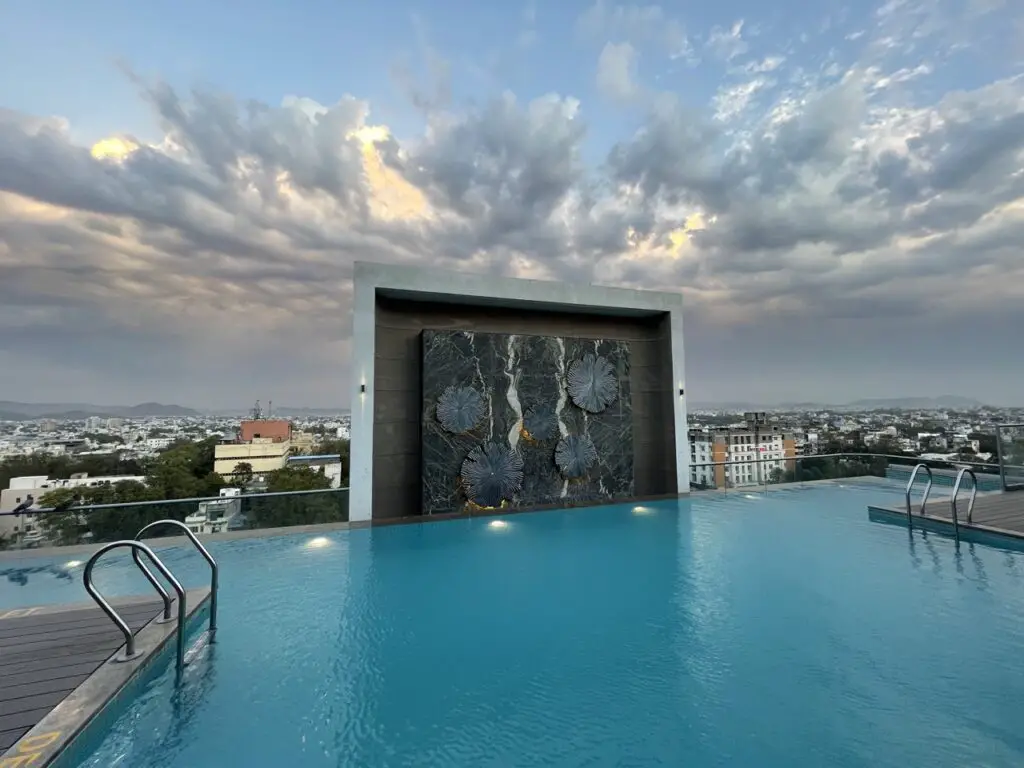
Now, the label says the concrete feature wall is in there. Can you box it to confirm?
[349,262,689,522]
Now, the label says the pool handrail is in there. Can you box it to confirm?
[84,540,187,674]
[950,467,979,542]
[134,519,219,634]
[904,463,934,524]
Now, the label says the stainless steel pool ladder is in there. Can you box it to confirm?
[905,464,934,526]
[949,467,979,543]
[133,519,219,635]
[82,521,220,678]
[84,541,187,674]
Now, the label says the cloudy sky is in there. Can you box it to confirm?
[1,0,1022,409]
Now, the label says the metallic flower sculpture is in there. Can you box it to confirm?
[522,403,558,441]
[461,442,525,507]
[554,433,598,479]
[436,385,484,434]
[567,354,617,413]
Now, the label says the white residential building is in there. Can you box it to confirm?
[689,425,797,489]
[0,472,146,540]
[184,488,246,535]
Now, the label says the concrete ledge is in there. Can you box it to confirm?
[868,505,1024,553]
[2,587,212,768]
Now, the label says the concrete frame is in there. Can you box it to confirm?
[349,261,690,523]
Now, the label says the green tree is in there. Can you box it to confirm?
[146,439,223,499]
[873,434,902,456]
[266,466,332,493]
[245,466,344,529]
[316,438,351,484]
[33,438,225,545]
[232,462,254,486]
[25,436,350,545]
[36,487,91,545]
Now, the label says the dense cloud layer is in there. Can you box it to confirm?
[2,0,1023,406]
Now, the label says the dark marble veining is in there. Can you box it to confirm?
[421,329,633,514]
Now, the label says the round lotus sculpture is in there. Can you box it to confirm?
[522,403,558,441]
[554,433,598,479]
[436,385,484,434]
[461,442,525,508]
[566,354,617,413]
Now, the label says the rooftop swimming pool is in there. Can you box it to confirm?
[7,482,1024,767]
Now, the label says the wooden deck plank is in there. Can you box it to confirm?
[0,727,30,752]
[0,691,69,718]
[0,598,163,749]
[0,602,164,637]
[0,604,164,633]
[0,673,97,699]
[0,707,55,732]
[0,651,112,676]
[0,620,158,649]
[2,630,150,660]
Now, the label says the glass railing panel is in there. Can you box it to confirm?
[996,424,1024,491]
[0,488,349,551]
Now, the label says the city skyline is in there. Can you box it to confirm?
[2,0,1023,408]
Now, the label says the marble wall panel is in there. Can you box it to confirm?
[421,330,633,514]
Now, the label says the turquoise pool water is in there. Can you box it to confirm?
[9,482,1024,767]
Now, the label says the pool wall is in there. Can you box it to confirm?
[348,260,690,522]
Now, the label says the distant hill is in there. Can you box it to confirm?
[0,401,200,420]
[690,395,988,412]
[262,406,350,417]
[199,406,349,417]
[843,396,986,410]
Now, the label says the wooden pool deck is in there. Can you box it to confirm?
[867,491,1024,544]
[0,590,210,761]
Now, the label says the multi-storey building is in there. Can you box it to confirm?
[213,437,291,478]
[184,487,246,534]
[689,422,798,489]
